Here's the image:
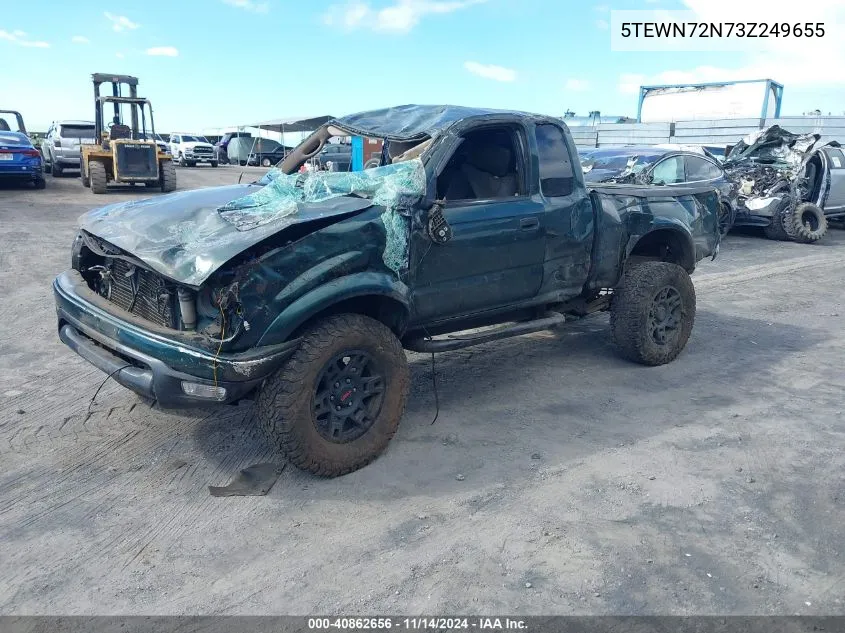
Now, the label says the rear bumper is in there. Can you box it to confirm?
[53,270,300,408]
[0,165,42,179]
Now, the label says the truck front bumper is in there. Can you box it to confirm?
[53,270,300,408]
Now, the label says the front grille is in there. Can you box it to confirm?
[116,143,158,178]
[192,146,212,155]
[102,259,177,328]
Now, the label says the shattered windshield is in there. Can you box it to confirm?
[219,159,427,231]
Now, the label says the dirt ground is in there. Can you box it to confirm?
[1,167,844,616]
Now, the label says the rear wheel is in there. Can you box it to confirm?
[34,177,46,190]
[160,160,177,192]
[790,202,827,243]
[88,161,107,194]
[256,314,409,477]
[262,158,272,167]
[610,261,696,366]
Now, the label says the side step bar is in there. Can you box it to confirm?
[403,313,567,353]
[403,295,612,353]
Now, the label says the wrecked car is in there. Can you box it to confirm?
[723,125,844,243]
[579,145,735,236]
[54,105,720,477]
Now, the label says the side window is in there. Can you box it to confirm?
[685,156,722,181]
[535,123,574,197]
[172,135,180,144]
[826,148,845,169]
[650,156,684,184]
[436,126,523,201]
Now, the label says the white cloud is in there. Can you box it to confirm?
[222,0,270,13]
[0,29,49,48]
[565,79,590,92]
[324,0,487,33]
[146,46,179,57]
[72,35,90,44]
[464,61,517,82]
[116,52,125,59]
[595,19,608,29]
[104,12,140,32]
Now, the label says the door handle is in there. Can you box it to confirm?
[520,217,540,230]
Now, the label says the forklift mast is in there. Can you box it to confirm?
[92,73,140,139]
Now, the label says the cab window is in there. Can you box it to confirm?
[650,156,684,185]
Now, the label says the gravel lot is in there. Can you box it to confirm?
[1,167,844,615]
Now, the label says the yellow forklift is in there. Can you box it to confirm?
[81,73,175,194]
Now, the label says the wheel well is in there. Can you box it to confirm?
[291,295,410,339]
[628,229,695,272]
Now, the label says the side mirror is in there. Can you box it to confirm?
[426,199,453,244]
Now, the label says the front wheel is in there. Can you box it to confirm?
[255,314,410,477]
[160,160,177,192]
[89,161,108,194]
[610,261,696,366]
[211,161,218,168]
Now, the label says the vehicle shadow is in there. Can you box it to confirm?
[189,308,823,499]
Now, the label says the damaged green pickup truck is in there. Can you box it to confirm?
[54,105,721,476]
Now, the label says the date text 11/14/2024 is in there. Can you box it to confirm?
[307,618,528,630]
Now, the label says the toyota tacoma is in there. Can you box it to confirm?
[54,105,721,477]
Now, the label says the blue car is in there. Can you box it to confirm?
[0,110,46,189]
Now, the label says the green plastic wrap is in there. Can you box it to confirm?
[218,159,426,275]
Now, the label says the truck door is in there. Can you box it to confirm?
[409,124,546,322]
[532,122,595,298]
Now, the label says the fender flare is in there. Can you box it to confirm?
[626,220,697,272]
[257,272,412,346]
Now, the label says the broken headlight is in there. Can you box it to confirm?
[71,232,84,271]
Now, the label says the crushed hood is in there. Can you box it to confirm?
[78,184,374,288]
[724,125,837,169]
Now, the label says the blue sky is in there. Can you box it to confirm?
[3,0,844,132]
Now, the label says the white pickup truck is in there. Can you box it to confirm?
[168,133,217,167]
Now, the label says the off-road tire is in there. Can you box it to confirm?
[89,161,107,194]
[790,202,827,243]
[763,200,792,241]
[34,177,46,190]
[255,313,410,477]
[160,160,177,192]
[610,261,696,366]
[51,161,63,177]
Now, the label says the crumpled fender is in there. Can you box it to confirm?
[257,271,412,345]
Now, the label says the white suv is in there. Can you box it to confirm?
[169,133,217,167]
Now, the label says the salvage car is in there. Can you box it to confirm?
[0,110,45,189]
[723,126,842,243]
[579,146,736,236]
[54,105,720,477]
